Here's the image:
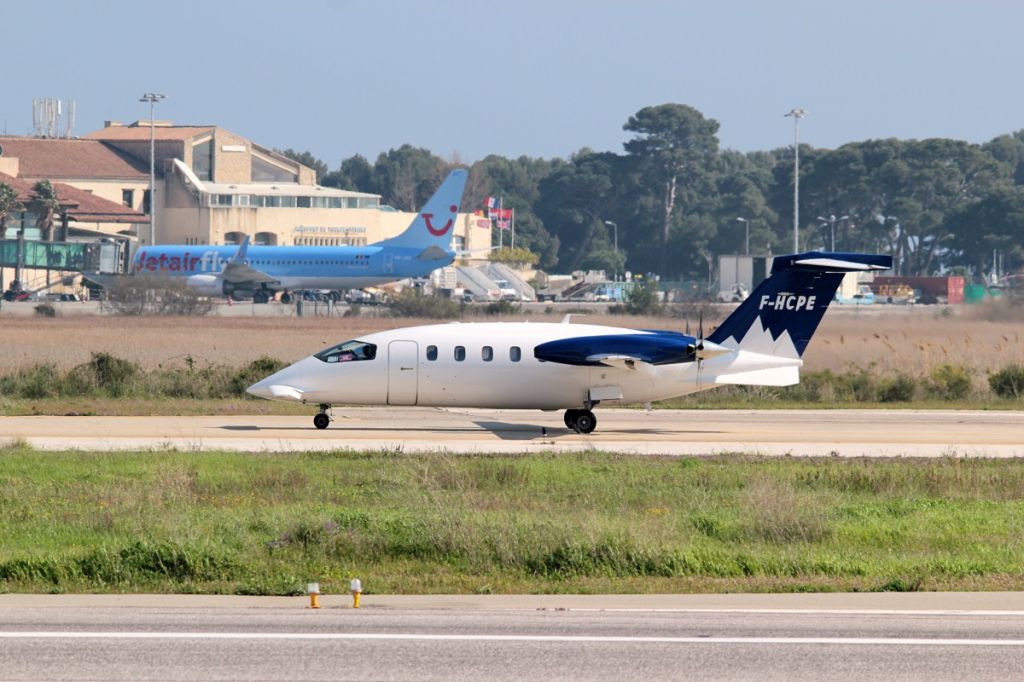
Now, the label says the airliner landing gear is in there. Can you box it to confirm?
[564,408,597,434]
[313,403,332,430]
[253,290,270,304]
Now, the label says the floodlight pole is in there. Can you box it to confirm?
[736,217,750,255]
[784,108,807,253]
[140,93,165,245]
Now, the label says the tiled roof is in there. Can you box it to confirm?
[0,172,148,224]
[82,125,216,142]
[0,137,149,180]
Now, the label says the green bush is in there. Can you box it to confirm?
[388,289,463,319]
[926,364,972,400]
[482,300,518,316]
[0,363,61,399]
[619,282,662,315]
[230,356,286,397]
[989,365,1024,399]
[876,373,917,403]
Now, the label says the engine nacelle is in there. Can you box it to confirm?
[185,274,226,296]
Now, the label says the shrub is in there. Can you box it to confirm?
[926,364,972,400]
[489,247,539,266]
[619,282,662,316]
[0,363,61,399]
[482,300,518,316]
[388,290,462,319]
[230,356,286,397]
[876,373,917,403]
[34,304,56,317]
[989,365,1024,399]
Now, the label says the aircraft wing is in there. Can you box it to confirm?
[221,236,280,285]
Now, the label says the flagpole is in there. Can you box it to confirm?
[511,207,515,250]
[498,196,503,250]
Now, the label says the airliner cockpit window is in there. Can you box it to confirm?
[314,340,377,363]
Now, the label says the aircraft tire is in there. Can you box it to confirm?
[563,410,577,429]
[313,413,330,430]
[253,291,269,304]
[572,409,597,434]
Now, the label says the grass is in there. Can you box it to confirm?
[3,443,1024,595]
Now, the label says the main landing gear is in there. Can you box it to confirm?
[313,403,332,430]
[563,408,597,434]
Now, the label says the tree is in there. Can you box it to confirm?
[945,186,1024,275]
[325,154,376,192]
[623,104,720,274]
[0,182,21,235]
[277,149,329,183]
[27,180,60,242]
[372,145,448,210]
[535,152,619,272]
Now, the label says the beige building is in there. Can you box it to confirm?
[77,121,488,254]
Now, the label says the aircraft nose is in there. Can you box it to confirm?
[246,375,275,399]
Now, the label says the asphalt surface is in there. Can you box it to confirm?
[2,408,1022,456]
[4,598,1024,681]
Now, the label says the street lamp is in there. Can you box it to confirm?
[139,93,166,245]
[604,220,619,280]
[816,214,849,252]
[735,217,750,255]
[784,108,807,253]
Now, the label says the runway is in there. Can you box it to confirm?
[3,595,1024,680]
[2,408,1022,456]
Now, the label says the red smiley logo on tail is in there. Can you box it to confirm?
[422,204,458,236]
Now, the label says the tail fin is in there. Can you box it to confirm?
[376,169,469,250]
[708,252,892,358]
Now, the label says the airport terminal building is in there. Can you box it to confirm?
[1,121,487,253]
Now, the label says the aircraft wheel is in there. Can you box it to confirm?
[571,409,597,434]
[313,413,330,430]
[563,409,577,429]
[253,291,268,304]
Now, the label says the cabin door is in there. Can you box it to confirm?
[387,340,418,405]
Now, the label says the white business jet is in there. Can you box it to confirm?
[247,251,891,431]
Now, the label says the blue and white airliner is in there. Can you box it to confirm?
[248,251,893,431]
[87,169,468,303]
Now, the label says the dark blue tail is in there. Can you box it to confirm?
[708,252,892,357]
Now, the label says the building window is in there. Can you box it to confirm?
[122,189,134,208]
[482,346,493,362]
[142,190,151,214]
[454,346,465,362]
[193,139,213,181]
[510,346,521,362]
[252,155,298,183]
[426,345,438,361]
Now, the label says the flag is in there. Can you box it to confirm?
[493,208,512,220]
[497,219,511,230]
[485,196,498,210]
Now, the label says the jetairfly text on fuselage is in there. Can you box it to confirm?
[133,251,228,273]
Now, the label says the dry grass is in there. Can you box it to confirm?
[2,307,1023,379]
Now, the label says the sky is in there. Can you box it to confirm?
[4,0,1024,166]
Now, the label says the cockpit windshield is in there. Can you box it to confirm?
[314,340,377,363]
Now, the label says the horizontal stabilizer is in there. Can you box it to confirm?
[772,252,893,273]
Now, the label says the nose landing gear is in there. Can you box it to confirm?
[313,403,332,430]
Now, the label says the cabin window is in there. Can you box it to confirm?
[482,346,493,362]
[510,346,521,362]
[314,339,377,364]
[454,346,466,361]
[426,345,438,361]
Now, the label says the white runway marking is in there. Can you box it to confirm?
[3,632,1024,646]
